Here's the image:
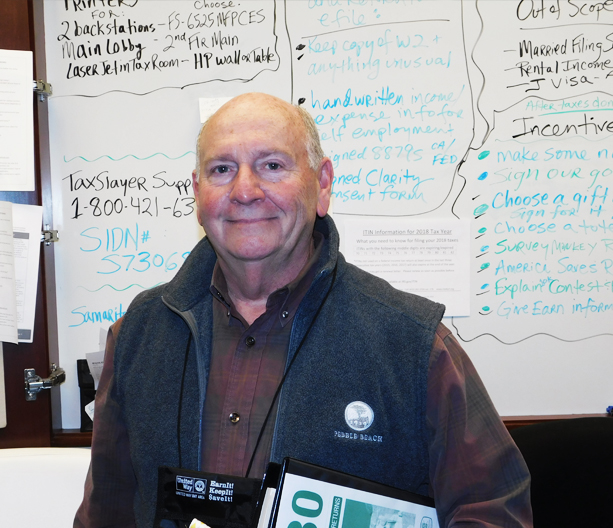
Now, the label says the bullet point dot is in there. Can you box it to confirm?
[473,204,488,216]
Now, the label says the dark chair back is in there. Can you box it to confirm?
[510,417,613,528]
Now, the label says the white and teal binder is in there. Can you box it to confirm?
[255,458,439,528]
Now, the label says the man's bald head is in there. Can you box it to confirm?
[195,93,324,179]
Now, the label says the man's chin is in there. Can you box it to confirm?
[225,239,278,262]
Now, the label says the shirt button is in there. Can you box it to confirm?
[245,336,256,347]
[229,412,240,423]
[281,311,289,318]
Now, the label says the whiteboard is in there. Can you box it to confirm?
[43,0,613,428]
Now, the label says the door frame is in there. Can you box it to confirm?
[0,0,57,448]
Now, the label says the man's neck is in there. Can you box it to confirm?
[217,239,314,326]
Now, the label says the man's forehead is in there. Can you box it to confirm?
[199,97,306,154]
[212,96,298,130]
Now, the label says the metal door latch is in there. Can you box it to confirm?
[33,79,53,102]
[41,227,59,245]
[24,364,65,401]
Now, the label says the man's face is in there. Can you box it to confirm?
[193,97,331,267]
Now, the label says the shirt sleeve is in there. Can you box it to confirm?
[74,319,138,528]
[426,323,533,528]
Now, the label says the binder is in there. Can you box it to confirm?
[255,458,439,528]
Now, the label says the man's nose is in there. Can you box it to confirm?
[229,165,266,204]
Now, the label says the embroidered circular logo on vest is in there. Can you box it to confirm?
[344,401,374,431]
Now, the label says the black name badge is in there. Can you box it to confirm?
[155,466,262,528]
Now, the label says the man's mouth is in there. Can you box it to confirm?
[228,217,274,224]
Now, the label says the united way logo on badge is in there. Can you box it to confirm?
[344,401,374,431]
[176,475,207,498]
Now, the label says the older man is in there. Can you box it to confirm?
[75,93,532,528]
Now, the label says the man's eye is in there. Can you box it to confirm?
[266,162,281,170]
[213,165,230,174]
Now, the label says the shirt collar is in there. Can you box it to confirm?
[209,232,324,328]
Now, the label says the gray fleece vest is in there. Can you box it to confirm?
[114,216,445,527]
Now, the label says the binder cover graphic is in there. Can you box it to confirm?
[266,459,439,528]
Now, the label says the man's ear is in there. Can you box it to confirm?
[192,170,201,225]
[316,157,334,217]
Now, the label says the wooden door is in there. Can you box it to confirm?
[0,0,54,448]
